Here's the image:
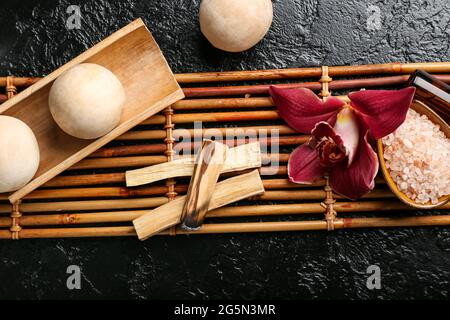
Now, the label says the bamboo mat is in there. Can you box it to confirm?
[1,62,450,240]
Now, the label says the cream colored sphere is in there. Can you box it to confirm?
[199,0,273,52]
[49,63,126,140]
[0,116,40,193]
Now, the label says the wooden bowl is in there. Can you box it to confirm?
[377,99,450,209]
[0,19,184,203]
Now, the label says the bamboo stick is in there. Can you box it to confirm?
[70,155,169,170]
[173,97,274,110]
[0,227,137,239]
[0,76,40,87]
[2,214,450,239]
[0,196,411,228]
[172,96,349,110]
[174,62,450,83]
[181,75,450,98]
[0,191,434,216]
[99,137,306,158]
[117,125,297,141]
[2,62,450,88]
[41,166,289,188]
[44,173,126,187]
[4,73,447,104]
[70,153,287,171]
[12,197,169,213]
[0,177,387,201]
[90,144,167,157]
[2,62,448,88]
[141,110,281,125]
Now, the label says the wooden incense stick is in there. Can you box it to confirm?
[133,170,265,240]
[126,142,262,186]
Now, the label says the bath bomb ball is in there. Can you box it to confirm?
[49,63,126,139]
[199,0,273,52]
[0,116,40,193]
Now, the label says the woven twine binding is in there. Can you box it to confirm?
[6,76,17,99]
[163,105,178,236]
[5,77,22,239]
[318,67,337,231]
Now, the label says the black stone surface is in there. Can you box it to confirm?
[0,0,449,300]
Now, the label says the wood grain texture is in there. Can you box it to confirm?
[133,170,265,240]
[180,140,227,230]
[125,142,262,186]
[0,19,184,203]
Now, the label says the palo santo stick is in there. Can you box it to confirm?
[181,140,227,229]
[126,142,262,187]
[133,170,265,240]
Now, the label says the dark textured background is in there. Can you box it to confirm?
[0,0,449,300]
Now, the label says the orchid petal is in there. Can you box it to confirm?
[288,144,325,184]
[329,131,379,200]
[348,87,416,139]
[334,107,359,166]
[269,87,345,134]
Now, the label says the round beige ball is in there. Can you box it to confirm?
[0,116,40,193]
[199,0,273,52]
[49,63,126,140]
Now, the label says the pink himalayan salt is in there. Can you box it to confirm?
[382,109,450,205]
